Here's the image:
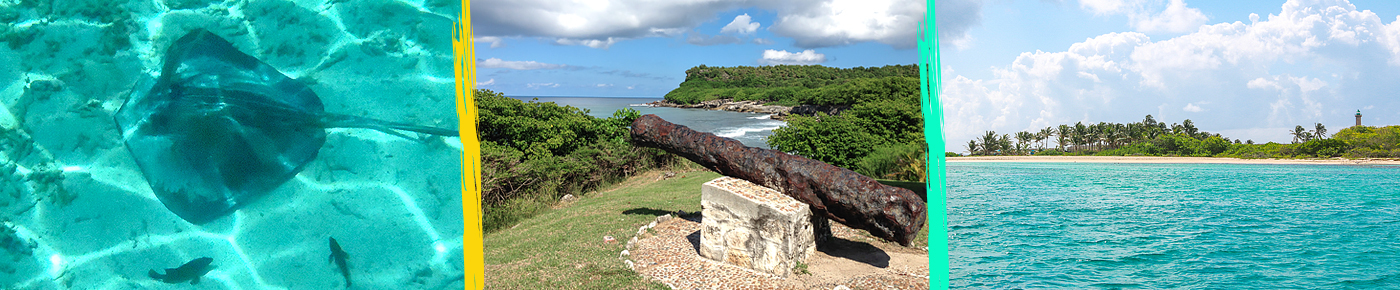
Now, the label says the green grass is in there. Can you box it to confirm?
[483,169,934,288]
[484,170,719,289]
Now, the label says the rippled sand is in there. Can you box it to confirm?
[1,0,465,288]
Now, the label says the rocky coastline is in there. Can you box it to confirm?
[644,99,849,121]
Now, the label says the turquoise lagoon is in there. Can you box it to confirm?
[2,0,465,288]
[948,162,1400,288]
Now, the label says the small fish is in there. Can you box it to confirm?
[329,237,351,287]
[149,257,214,285]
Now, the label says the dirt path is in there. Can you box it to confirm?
[625,212,929,289]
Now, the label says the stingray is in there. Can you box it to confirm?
[115,29,457,224]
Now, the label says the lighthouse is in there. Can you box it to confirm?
[1355,110,1363,127]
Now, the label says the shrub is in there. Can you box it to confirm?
[856,142,924,181]
[475,89,678,232]
[1298,139,1348,157]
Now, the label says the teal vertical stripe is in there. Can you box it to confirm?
[918,0,948,289]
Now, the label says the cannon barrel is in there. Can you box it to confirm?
[630,114,926,246]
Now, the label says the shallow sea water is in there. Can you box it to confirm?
[2,0,465,288]
[948,162,1400,289]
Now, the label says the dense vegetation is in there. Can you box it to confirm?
[475,89,685,232]
[679,65,935,182]
[664,64,919,106]
[959,114,1400,159]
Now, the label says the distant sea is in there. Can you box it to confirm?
[510,96,785,149]
[948,162,1400,288]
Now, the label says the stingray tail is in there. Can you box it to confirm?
[321,114,458,138]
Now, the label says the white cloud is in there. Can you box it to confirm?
[527,82,561,89]
[753,38,774,45]
[474,36,506,48]
[1134,0,1209,33]
[760,49,827,65]
[768,0,925,48]
[941,0,1400,150]
[721,14,760,34]
[478,58,570,70]
[1246,77,1279,90]
[554,38,623,49]
[473,0,939,49]
[1080,0,1209,34]
[472,0,710,48]
[627,85,635,90]
[596,83,613,88]
[476,78,495,86]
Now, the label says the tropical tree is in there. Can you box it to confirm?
[1016,131,1035,154]
[1038,127,1054,150]
[965,140,980,155]
[1292,125,1310,143]
[1056,124,1071,150]
[1182,119,1200,139]
[1073,122,1088,151]
[1126,123,1145,144]
[998,134,1013,155]
[980,131,1000,155]
[1314,123,1328,139]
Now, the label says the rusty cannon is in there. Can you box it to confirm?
[630,114,926,246]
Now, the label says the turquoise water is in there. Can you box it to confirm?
[511,96,786,149]
[2,0,464,288]
[948,162,1400,288]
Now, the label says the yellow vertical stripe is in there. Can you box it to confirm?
[452,1,485,289]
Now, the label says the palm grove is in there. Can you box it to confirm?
[962,115,1400,159]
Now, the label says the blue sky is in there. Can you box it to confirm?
[940,0,1400,150]
[470,0,922,97]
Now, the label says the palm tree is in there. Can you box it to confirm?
[1073,122,1088,151]
[1314,123,1328,139]
[1091,123,1107,151]
[1016,131,1034,155]
[999,134,1013,155]
[1112,123,1130,148]
[1036,127,1053,150]
[1126,122,1145,144]
[965,140,980,156]
[980,131,1000,155]
[1291,125,1309,143]
[1056,124,1071,151]
[1182,119,1200,139]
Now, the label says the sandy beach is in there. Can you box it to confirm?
[947,156,1400,165]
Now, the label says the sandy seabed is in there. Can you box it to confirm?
[947,156,1400,165]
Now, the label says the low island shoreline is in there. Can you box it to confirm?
[947,156,1400,165]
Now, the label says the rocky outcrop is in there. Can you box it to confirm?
[647,99,853,121]
[647,99,791,120]
[630,114,926,246]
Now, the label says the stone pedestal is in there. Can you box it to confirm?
[699,177,816,276]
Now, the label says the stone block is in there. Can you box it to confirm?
[698,177,816,276]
